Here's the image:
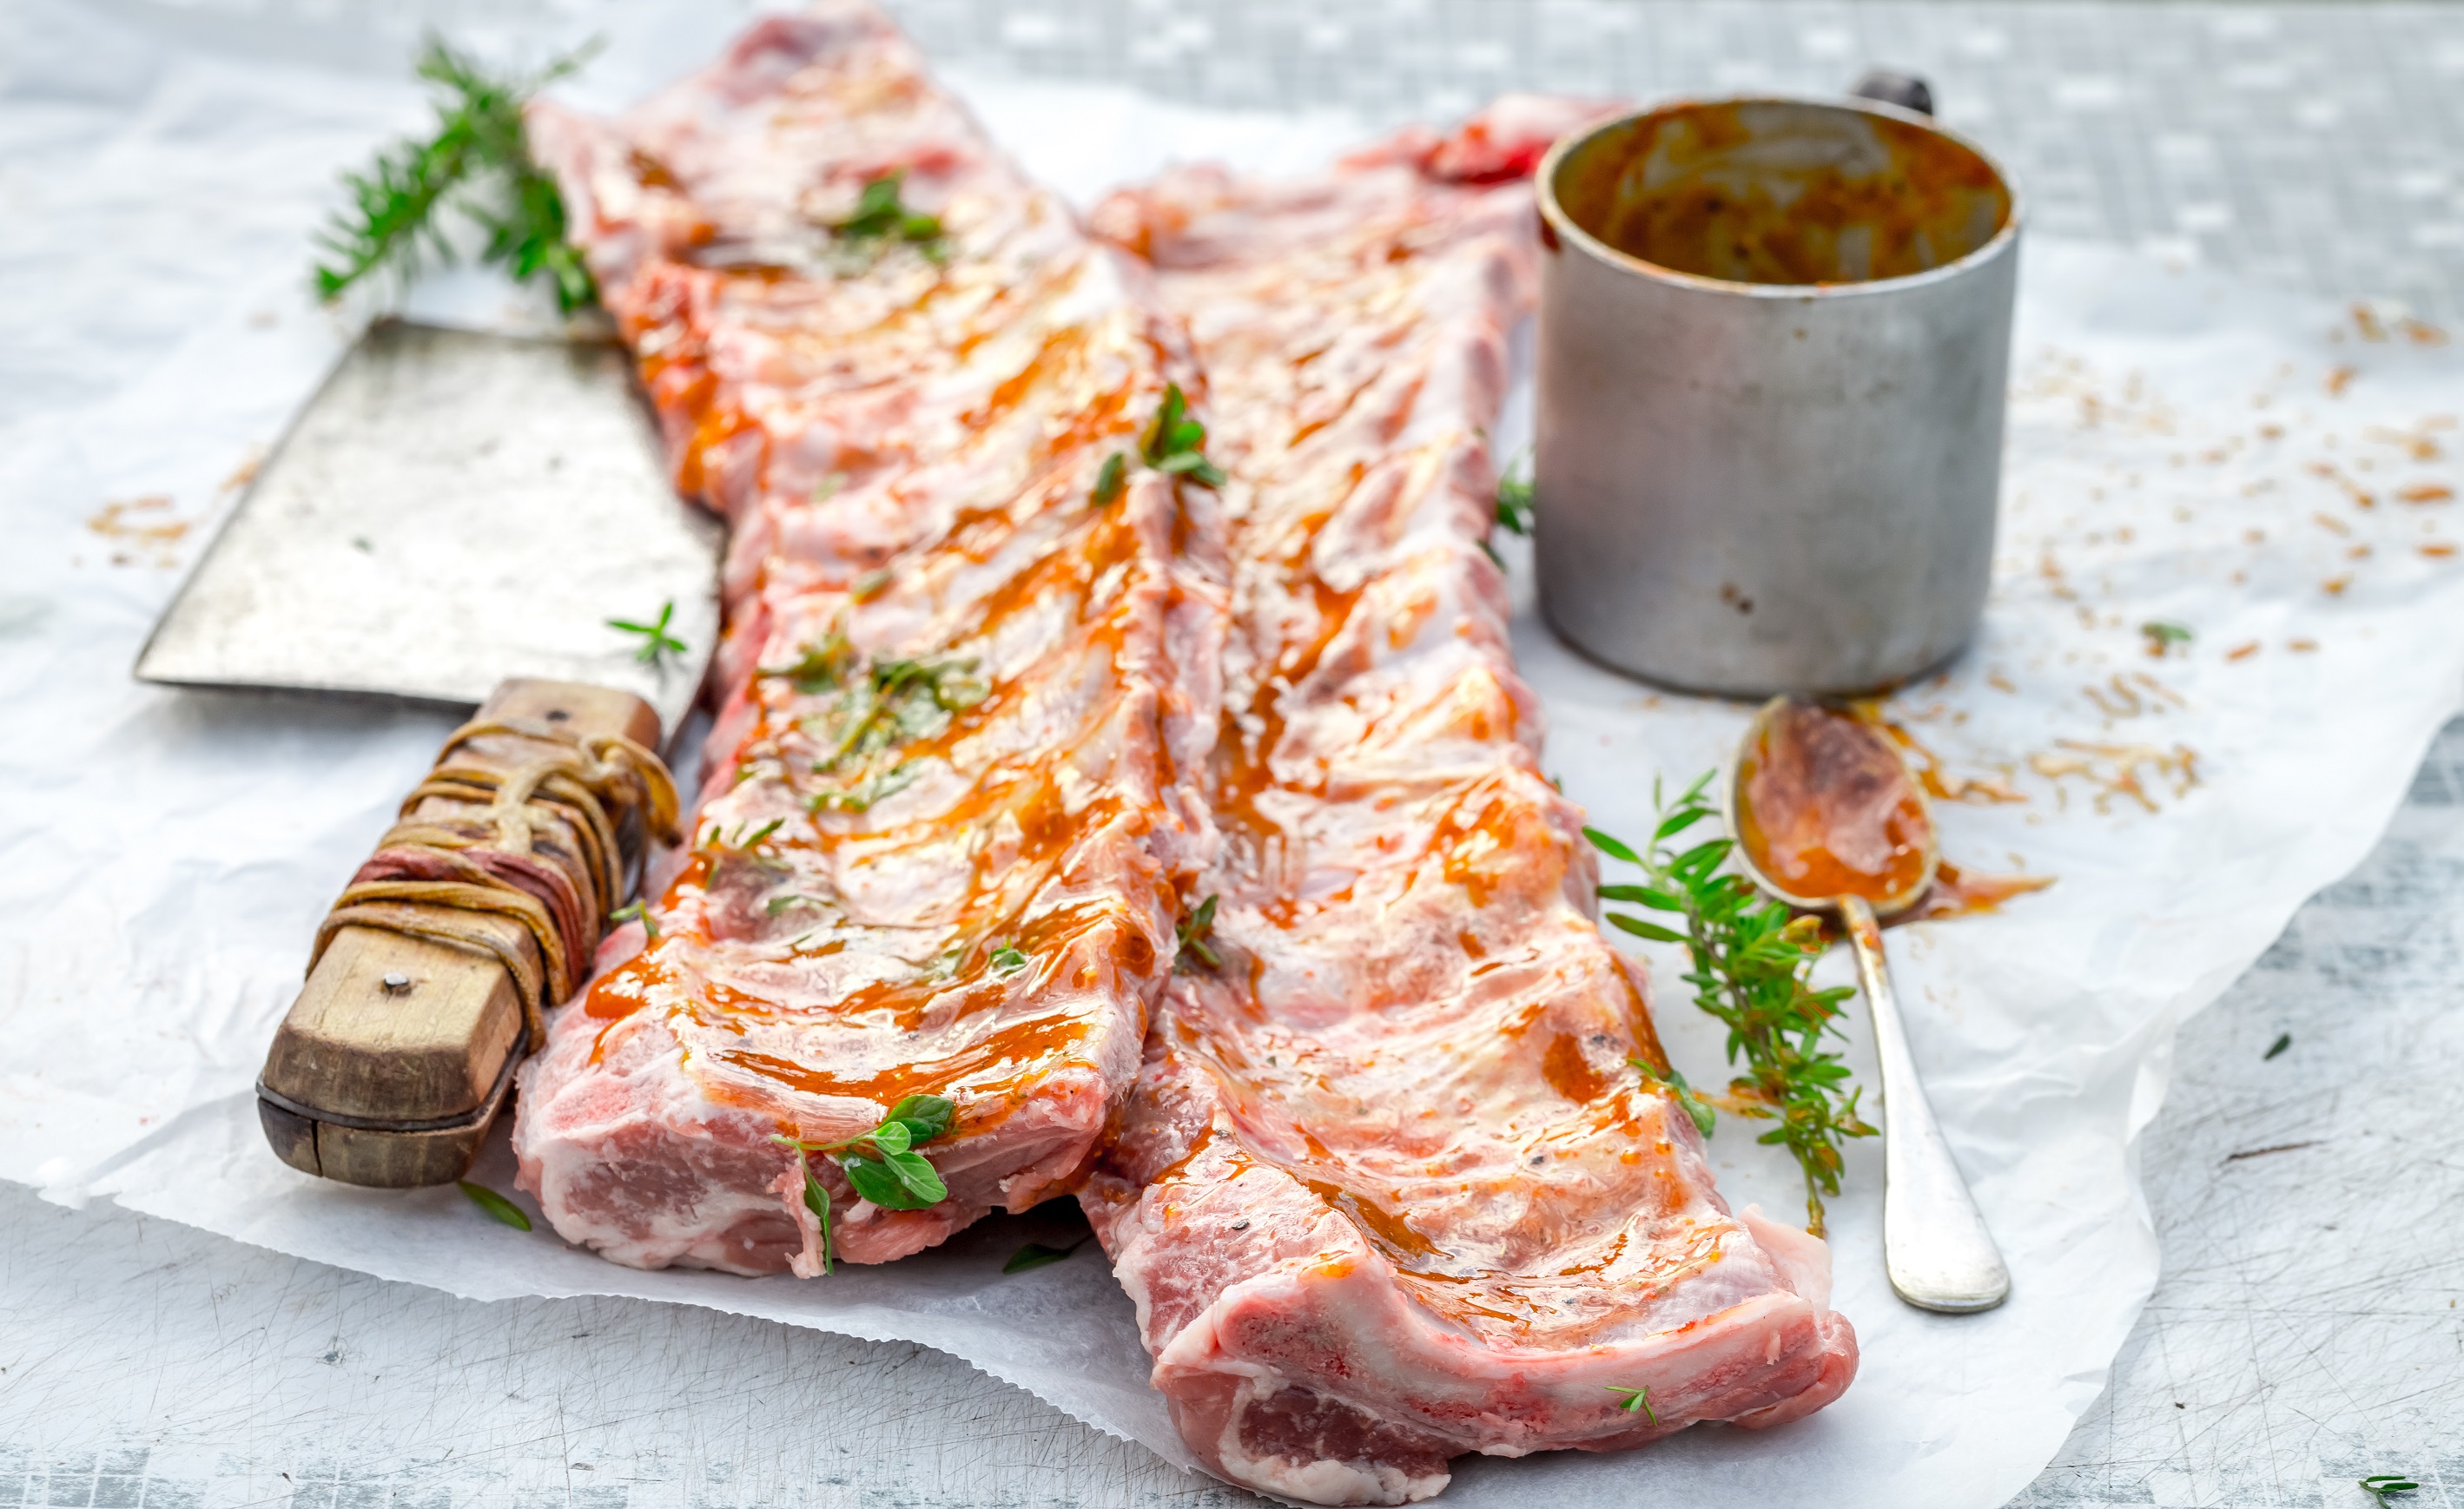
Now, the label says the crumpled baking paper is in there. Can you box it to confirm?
[3,3,2461,1505]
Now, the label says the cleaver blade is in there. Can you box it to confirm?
[135,320,719,740]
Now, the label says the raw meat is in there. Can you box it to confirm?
[511,4,1227,1272]
[1078,107,1859,1504]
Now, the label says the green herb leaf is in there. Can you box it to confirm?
[1092,451,1128,505]
[991,944,1029,975]
[844,1150,946,1209]
[608,600,687,667]
[884,1094,956,1143]
[1605,1384,1656,1424]
[780,1143,834,1276]
[1583,826,1643,865]
[607,899,659,939]
[2360,1475,2420,1507]
[458,1180,532,1231]
[2264,1031,2291,1060]
[1606,912,1688,945]
[1495,451,1535,537]
[2142,620,2193,651]
[314,37,600,312]
[1002,1235,1093,1274]
[1629,1057,1716,1137]
[1175,893,1222,972]
[1139,384,1226,490]
[829,170,946,260]
[1590,776,1876,1237]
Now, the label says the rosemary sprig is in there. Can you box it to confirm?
[314,36,598,312]
[608,601,687,667]
[1588,772,1875,1236]
[2361,1475,2420,1507]
[772,1094,956,1276]
[1175,894,1220,971]
[1605,1384,1656,1425]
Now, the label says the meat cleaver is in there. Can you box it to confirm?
[137,318,718,735]
[137,320,720,1189]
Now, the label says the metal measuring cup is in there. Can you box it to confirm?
[1531,94,2022,697]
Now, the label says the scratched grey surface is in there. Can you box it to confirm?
[5,2,2464,1506]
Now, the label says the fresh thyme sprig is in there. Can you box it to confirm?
[1604,1384,1656,1425]
[607,899,659,939]
[609,601,687,667]
[1175,894,1221,972]
[314,37,598,312]
[2360,1475,2420,1507]
[1588,772,1875,1236]
[771,1094,956,1276]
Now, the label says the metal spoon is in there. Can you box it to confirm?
[1726,695,2011,1314]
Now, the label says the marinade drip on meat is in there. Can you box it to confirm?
[1078,102,1860,1506]
[510,3,1227,1273]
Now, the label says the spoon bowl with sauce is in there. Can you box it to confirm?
[1728,695,2010,1314]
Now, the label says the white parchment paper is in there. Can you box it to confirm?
[4,3,2461,1505]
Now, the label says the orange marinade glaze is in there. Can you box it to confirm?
[1736,699,1934,905]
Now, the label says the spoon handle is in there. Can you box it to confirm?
[1839,895,2011,1313]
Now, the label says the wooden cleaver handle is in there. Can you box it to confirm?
[257,678,670,1189]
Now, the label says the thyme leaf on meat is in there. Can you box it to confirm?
[1174,894,1221,972]
[313,36,599,312]
[829,170,947,264]
[1588,773,1875,1237]
[990,944,1030,975]
[1604,1385,1656,1425]
[458,1180,532,1231]
[1003,1235,1094,1274]
[607,899,659,939]
[608,600,687,666]
[1628,1058,1715,1138]
[1091,451,1128,506]
[698,817,788,862]
[1495,450,1535,537]
[1483,451,1535,567]
[763,629,988,814]
[773,1095,958,1275]
[1140,385,1227,489]
[2361,1475,2420,1507]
